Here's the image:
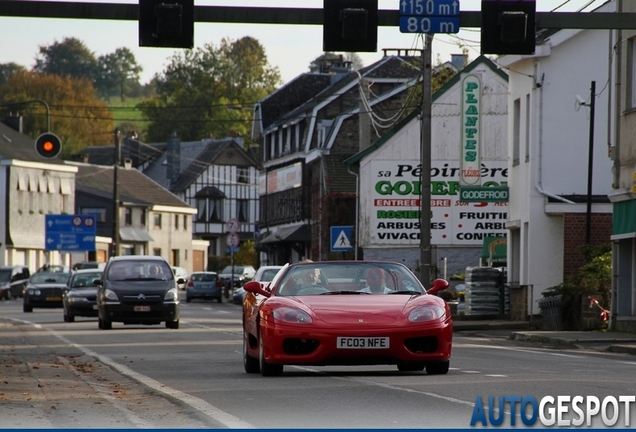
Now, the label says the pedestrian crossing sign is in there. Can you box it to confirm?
[331,226,354,252]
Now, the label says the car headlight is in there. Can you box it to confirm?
[408,305,445,322]
[164,288,178,302]
[27,288,41,296]
[272,306,312,324]
[104,288,119,301]
[68,297,89,303]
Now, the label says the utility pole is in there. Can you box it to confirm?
[585,81,596,245]
[419,35,432,286]
[111,128,121,257]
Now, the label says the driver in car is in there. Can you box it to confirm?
[359,268,393,294]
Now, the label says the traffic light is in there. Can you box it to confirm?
[481,0,536,55]
[139,0,194,49]
[323,0,378,52]
[35,132,62,159]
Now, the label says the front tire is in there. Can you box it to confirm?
[23,303,32,312]
[165,319,179,329]
[259,328,283,376]
[243,331,259,373]
[99,316,112,330]
[63,311,75,323]
[426,361,450,375]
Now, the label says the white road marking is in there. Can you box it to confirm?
[457,343,586,358]
[13,318,254,429]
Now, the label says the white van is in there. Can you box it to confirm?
[172,266,188,290]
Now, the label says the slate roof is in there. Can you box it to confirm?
[0,121,65,164]
[72,139,166,167]
[169,139,258,192]
[71,162,191,208]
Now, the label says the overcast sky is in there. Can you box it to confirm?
[0,0,609,86]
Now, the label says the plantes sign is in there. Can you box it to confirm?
[460,74,482,186]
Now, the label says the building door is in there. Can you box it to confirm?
[193,250,204,271]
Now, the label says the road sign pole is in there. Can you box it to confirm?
[419,35,432,286]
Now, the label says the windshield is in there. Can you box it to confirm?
[275,262,424,297]
[0,270,11,283]
[191,273,217,282]
[30,273,71,285]
[107,260,174,281]
[70,272,102,288]
[260,268,281,282]
[221,266,244,275]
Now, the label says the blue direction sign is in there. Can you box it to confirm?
[45,214,96,251]
[400,16,460,33]
[330,226,354,252]
[399,0,460,16]
[399,0,460,34]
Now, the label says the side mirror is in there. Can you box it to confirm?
[94,279,103,286]
[243,281,271,298]
[426,278,450,295]
[177,277,186,285]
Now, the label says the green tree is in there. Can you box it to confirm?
[138,36,282,143]
[96,47,143,102]
[0,62,26,87]
[33,37,98,83]
[0,70,113,155]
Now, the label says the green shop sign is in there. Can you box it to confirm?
[460,186,509,202]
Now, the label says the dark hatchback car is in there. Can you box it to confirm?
[23,272,71,312]
[63,269,103,322]
[186,271,221,303]
[0,265,30,300]
[96,256,183,330]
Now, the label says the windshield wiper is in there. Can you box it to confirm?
[320,290,370,295]
[388,290,422,295]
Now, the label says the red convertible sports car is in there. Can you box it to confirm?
[242,261,452,376]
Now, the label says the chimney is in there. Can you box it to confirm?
[2,115,23,133]
[451,54,466,70]
[329,55,353,85]
[166,132,180,186]
[124,158,132,169]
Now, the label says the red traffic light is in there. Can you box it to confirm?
[35,132,62,159]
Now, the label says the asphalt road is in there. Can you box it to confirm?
[2,293,636,429]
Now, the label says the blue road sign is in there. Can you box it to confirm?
[399,0,461,16]
[399,16,460,34]
[330,226,354,252]
[45,214,96,252]
[227,247,240,254]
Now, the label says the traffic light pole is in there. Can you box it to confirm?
[419,35,432,286]
[111,128,121,258]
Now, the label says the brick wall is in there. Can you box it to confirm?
[562,213,612,279]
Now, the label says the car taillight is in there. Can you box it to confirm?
[216,280,221,287]
[187,280,194,287]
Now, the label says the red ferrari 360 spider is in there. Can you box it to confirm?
[242,261,452,376]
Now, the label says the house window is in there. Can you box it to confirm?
[631,38,636,109]
[82,207,106,223]
[237,199,249,222]
[154,213,162,228]
[208,198,223,222]
[183,215,188,230]
[171,249,180,266]
[153,248,162,256]
[140,209,146,226]
[237,167,249,184]
[525,94,530,163]
[175,214,180,229]
[197,199,207,221]
[125,208,132,226]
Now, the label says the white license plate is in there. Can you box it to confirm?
[134,305,151,312]
[337,337,390,349]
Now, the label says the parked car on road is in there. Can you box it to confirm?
[63,269,103,322]
[23,272,72,312]
[96,256,183,330]
[0,265,30,300]
[72,261,106,272]
[186,271,222,303]
[241,261,452,376]
[219,265,256,288]
[233,265,283,305]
